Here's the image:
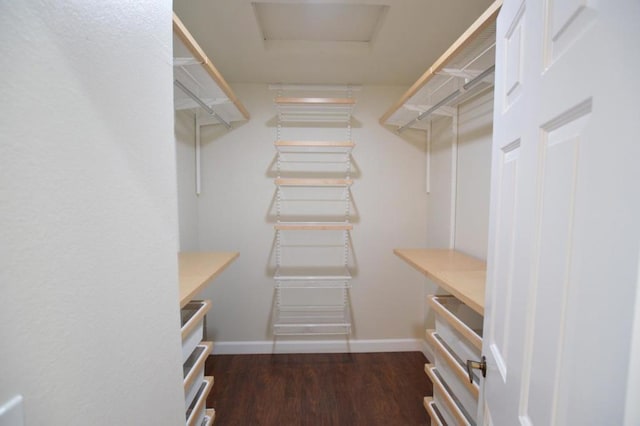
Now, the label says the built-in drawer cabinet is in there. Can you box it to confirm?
[426,364,475,426]
[426,329,479,417]
[180,299,214,424]
[426,295,484,425]
[181,300,211,363]
[183,342,213,410]
[423,396,446,426]
[185,376,213,426]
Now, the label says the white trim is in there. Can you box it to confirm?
[211,338,428,356]
[624,250,640,426]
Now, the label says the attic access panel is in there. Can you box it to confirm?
[252,2,388,46]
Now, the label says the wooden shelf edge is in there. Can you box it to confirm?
[173,13,250,120]
[275,97,356,106]
[275,140,355,147]
[275,222,353,231]
[275,178,353,187]
[379,0,502,125]
[179,252,239,308]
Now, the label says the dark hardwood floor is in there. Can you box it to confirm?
[205,351,432,426]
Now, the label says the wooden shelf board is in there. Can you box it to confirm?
[275,97,355,106]
[275,222,353,231]
[274,266,352,281]
[179,251,239,308]
[379,0,502,125]
[275,140,355,148]
[275,178,353,187]
[393,248,485,315]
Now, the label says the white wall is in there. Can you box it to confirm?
[175,110,200,251]
[426,89,493,259]
[0,2,185,425]
[192,84,429,352]
[454,89,493,259]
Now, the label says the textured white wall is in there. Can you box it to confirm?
[191,84,429,349]
[175,110,200,251]
[0,2,185,425]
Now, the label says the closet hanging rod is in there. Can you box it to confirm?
[397,65,495,133]
[174,79,231,129]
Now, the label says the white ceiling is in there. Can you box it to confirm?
[173,0,495,85]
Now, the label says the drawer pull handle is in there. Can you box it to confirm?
[466,356,486,383]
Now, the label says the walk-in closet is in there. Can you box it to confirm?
[3,1,640,425]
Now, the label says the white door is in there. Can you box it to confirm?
[480,0,640,425]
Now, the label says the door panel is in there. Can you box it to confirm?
[482,0,640,424]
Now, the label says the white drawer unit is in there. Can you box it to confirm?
[426,329,479,419]
[183,342,213,410]
[429,295,483,361]
[423,396,446,426]
[185,376,214,426]
[181,300,211,363]
[425,364,475,426]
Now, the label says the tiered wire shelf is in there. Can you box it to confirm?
[271,87,356,337]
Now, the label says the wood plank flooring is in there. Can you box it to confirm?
[205,351,432,426]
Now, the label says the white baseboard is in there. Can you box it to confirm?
[211,338,429,356]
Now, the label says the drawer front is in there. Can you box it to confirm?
[429,295,482,359]
[425,364,475,426]
[423,397,445,426]
[181,300,212,363]
[183,341,213,397]
[186,376,213,426]
[426,329,479,418]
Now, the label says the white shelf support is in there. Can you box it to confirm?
[174,79,231,129]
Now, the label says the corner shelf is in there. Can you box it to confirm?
[379,0,501,131]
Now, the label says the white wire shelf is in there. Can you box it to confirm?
[272,304,351,336]
[275,140,355,153]
[379,1,500,131]
[275,97,355,123]
[274,266,352,281]
[172,13,249,124]
[275,222,353,231]
[275,178,353,187]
